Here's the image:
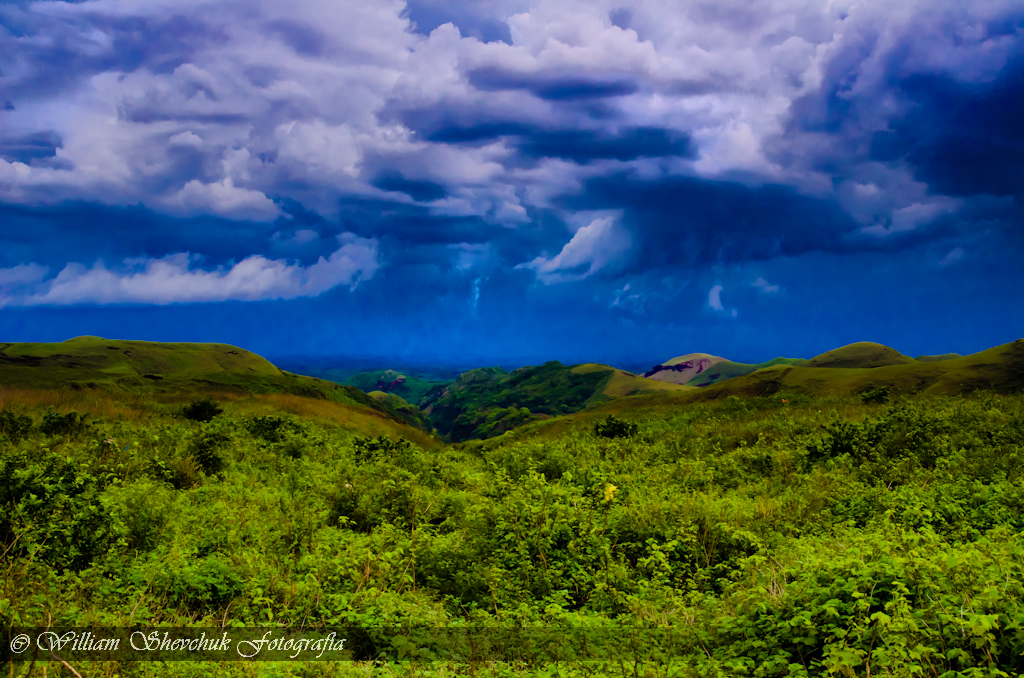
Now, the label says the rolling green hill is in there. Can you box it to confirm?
[805,341,916,368]
[668,338,1024,401]
[682,357,809,387]
[0,336,436,432]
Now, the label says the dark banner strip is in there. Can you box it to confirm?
[3,627,695,662]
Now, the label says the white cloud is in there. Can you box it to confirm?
[708,284,725,311]
[0,235,378,307]
[708,283,738,317]
[0,263,49,287]
[860,198,960,237]
[162,178,281,221]
[169,131,203,147]
[517,216,631,284]
[752,276,780,293]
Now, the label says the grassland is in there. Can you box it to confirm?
[4,336,1024,677]
[4,375,1024,676]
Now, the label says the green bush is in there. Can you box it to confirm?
[860,385,891,403]
[148,555,244,612]
[39,410,89,436]
[0,449,114,570]
[352,434,412,461]
[181,397,224,422]
[594,414,638,438]
[189,429,230,475]
[243,414,300,442]
[0,407,32,441]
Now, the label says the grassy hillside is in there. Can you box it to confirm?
[422,361,687,441]
[655,337,1024,401]
[5,379,1024,676]
[805,341,916,368]
[0,337,436,431]
[682,357,809,387]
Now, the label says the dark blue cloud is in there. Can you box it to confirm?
[425,122,694,162]
[426,122,533,144]
[468,67,640,100]
[519,127,695,162]
[561,175,861,271]
[336,198,502,246]
[0,8,220,103]
[871,57,1024,201]
[2,0,1023,368]
[371,171,447,202]
[0,130,62,164]
[0,202,294,269]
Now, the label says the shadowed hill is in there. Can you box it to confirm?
[0,336,433,430]
[917,353,963,362]
[421,360,687,441]
[343,369,449,406]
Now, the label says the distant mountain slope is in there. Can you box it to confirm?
[343,369,448,406]
[805,342,915,369]
[644,353,726,384]
[0,337,426,427]
[422,360,687,441]
[683,338,1024,399]
[644,353,808,387]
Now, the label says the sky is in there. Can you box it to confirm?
[1,0,1022,368]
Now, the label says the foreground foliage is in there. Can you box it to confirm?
[3,390,1024,677]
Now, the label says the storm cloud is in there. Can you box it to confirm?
[0,0,1021,362]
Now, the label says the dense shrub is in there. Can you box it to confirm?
[860,385,891,403]
[352,434,412,461]
[181,397,224,422]
[243,414,300,442]
[0,449,114,570]
[39,410,89,436]
[594,414,638,438]
[0,407,32,441]
[189,429,230,474]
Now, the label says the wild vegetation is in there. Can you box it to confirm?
[4,371,1024,676]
